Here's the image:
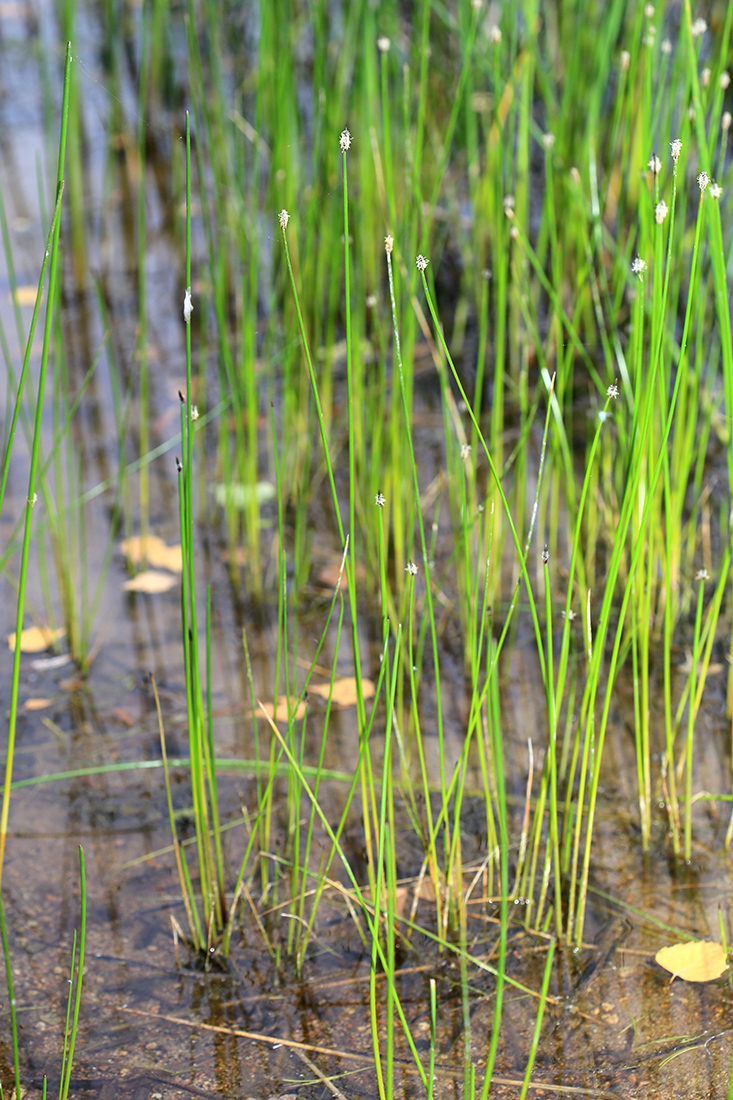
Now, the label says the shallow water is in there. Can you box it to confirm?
[2,3,733,1098]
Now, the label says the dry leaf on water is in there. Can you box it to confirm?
[122,570,178,594]
[309,677,375,706]
[24,698,53,711]
[655,940,728,983]
[260,678,375,722]
[13,285,40,306]
[259,696,307,723]
[7,626,65,653]
[120,535,183,573]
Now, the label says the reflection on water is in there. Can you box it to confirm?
[1,2,733,1098]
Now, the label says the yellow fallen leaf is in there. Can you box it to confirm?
[309,677,375,707]
[13,285,40,306]
[122,570,178,594]
[259,695,307,722]
[24,698,53,711]
[655,940,728,983]
[7,626,65,653]
[120,535,183,573]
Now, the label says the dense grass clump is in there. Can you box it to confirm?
[3,1,733,1094]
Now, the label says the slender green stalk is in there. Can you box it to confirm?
[0,886,21,1100]
[0,43,72,886]
[518,941,555,1100]
[59,847,86,1100]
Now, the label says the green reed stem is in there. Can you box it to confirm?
[0,885,21,1100]
[59,847,85,1100]
[0,43,72,887]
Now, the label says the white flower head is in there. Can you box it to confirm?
[278,209,290,230]
[721,72,731,90]
[620,50,631,71]
[405,560,418,576]
[489,25,502,43]
[702,67,711,88]
[375,491,386,507]
[339,128,352,152]
[183,287,193,324]
[670,138,683,161]
[655,200,669,224]
[696,568,709,581]
[377,36,390,53]
[644,3,655,15]
[542,132,555,150]
[503,193,515,218]
[648,154,661,174]
[384,234,394,254]
[631,256,647,279]
[697,171,709,192]
[416,254,430,271]
[607,382,619,399]
[661,38,672,55]
[690,17,707,38]
[190,404,199,422]
[709,181,723,199]
[687,105,696,121]
[460,443,471,460]
[723,111,732,132]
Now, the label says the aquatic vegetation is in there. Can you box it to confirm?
[3,0,733,1095]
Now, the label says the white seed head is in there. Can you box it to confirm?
[489,25,502,43]
[620,50,631,71]
[415,254,429,271]
[607,382,619,399]
[509,225,519,240]
[661,37,672,54]
[375,491,386,507]
[29,492,37,507]
[278,208,290,230]
[696,568,709,581]
[339,128,352,152]
[503,193,515,218]
[405,560,418,575]
[721,71,731,89]
[648,153,661,174]
[690,17,707,38]
[183,287,193,324]
[723,111,732,132]
[670,138,682,161]
[655,199,669,223]
[190,404,199,421]
[460,443,471,460]
[384,234,394,254]
[702,67,711,88]
[697,170,709,191]
[644,3,655,15]
[377,36,390,52]
[366,293,377,308]
[541,132,555,150]
[570,166,581,184]
[709,180,723,199]
[687,106,696,121]
[631,256,647,279]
